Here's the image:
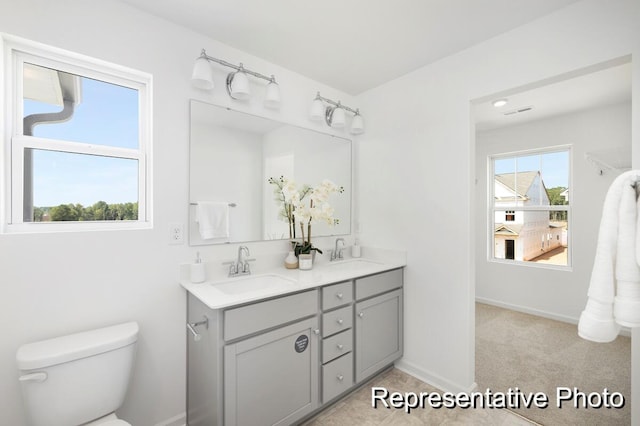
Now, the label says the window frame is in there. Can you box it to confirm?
[487,145,572,270]
[1,34,153,232]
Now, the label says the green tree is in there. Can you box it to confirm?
[37,201,138,222]
[33,207,45,222]
[547,187,568,205]
[547,187,568,221]
[50,204,81,221]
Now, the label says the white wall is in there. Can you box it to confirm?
[0,1,356,425]
[355,0,640,408]
[476,102,631,321]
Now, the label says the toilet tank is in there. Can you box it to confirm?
[16,322,139,426]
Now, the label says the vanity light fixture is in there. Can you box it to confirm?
[192,49,281,108]
[492,98,509,108]
[309,92,364,134]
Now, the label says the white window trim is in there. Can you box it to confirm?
[1,33,153,233]
[487,145,572,271]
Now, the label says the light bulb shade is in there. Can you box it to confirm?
[309,98,325,121]
[226,71,251,100]
[192,57,214,90]
[350,113,365,134]
[326,106,345,128]
[264,81,280,108]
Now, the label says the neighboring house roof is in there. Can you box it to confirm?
[495,171,540,199]
[495,223,523,236]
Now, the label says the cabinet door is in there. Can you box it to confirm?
[224,317,319,426]
[355,289,403,383]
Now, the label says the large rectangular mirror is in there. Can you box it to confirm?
[189,100,352,246]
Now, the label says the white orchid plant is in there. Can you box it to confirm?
[268,176,344,255]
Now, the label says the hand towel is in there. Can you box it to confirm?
[578,170,640,342]
[195,201,229,240]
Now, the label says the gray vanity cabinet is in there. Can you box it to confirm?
[186,268,403,426]
[354,269,403,383]
[224,316,319,426]
[186,289,319,426]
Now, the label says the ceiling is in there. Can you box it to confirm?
[119,0,581,95]
[474,61,632,131]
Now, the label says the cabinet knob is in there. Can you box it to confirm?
[313,329,320,335]
[337,344,344,350]
[337,374,344,381]
[337,319,343,325]
[358,312,364,318]
[336,293,343,299]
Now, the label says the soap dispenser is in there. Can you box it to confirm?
[284,250,298,269]
[352,238,362,258]
[191,252,206,283]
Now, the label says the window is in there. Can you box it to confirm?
[489,147,570,268]
[2,35,152,232]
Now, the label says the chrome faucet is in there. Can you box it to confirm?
[330,238,345,261]
[226,245,253,277]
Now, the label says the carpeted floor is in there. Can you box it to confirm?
[476,302,631,425]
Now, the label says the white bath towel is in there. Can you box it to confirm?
[578,170,640,342]
[195,202,229,240]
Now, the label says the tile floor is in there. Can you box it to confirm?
[302,368,536,425]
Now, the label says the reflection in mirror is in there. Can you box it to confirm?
[189,100,351,246]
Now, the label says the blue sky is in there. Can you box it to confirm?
[494,150,569,188]
[25,72,139,207]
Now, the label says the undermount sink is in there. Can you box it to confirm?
[325,258,382,271]
[210,274,297,295]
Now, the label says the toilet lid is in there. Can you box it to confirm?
[100,421,131,426]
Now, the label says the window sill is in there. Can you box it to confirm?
[4,220,152,234]
[488,257,573,272]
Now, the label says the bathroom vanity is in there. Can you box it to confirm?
[182,257,404,426]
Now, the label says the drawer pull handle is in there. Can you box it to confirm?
[358,312,364,318]
[337,344,344,350]
[337,374,344,381]
[337,319,343,325]
[336,293,343,299]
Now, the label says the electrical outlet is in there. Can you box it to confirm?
[169,223,184,245]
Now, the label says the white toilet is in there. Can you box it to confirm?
[16,322,139,426]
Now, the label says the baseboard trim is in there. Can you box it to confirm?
[475,297,631,337]
[153,412,186,426]
[395,359,476,394]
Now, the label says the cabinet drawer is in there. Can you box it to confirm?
[322,281,353,310]
[355,268,403,300]
[322,353,353,403]
[322,329,353,364]
[322,305,352,337]
[224,290,318,341]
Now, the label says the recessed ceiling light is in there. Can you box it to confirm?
[492,98,508,108]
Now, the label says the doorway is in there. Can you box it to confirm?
[504,239,514,259]
[472,57,632,425]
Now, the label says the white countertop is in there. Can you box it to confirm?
[180,247,406,310]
